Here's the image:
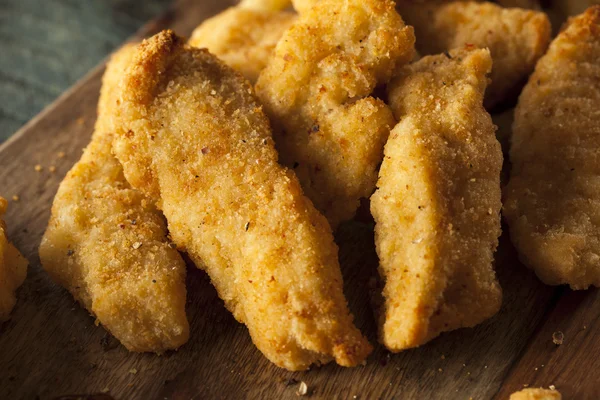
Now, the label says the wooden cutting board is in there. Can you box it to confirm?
[1,1,599,398]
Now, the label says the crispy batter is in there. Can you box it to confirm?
[373,47,503,351]
[510,388,562,400]
[189,8,296,82]
[0,197,27,322]
[504,7,600,289]
[395,1,551,108]
[38,44,189,352]
[256,0,415,229]
[239,0,291,11]
[496,0,540,9]
[112,31,371,371]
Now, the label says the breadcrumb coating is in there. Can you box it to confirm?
[39,44,189,352]
[189,7,296,83]
[0,197,27,322]
[395,1,551,108]
[239,0,291,11]
[510,388,562,400]
[112,31,371,371]
[504,7,600,290]
[373,47,503,351]
[256,0,415,229]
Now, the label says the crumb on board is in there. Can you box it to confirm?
[49,166,56,173]
[296,381,308,396]
[552,331,564,345]
[57,151,66,158]
[549,385,556,390]
[34,164,42,172]
[129,368,138,375]
[101,387,110,393]
[12,195,19,202]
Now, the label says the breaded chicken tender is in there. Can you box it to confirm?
[504,7,600,289]
[189,8,296,82]
[112,31,371,371]
[395,1,551,108]
[510,388,562,400]
[372,47,503,351]
[39,44,189,352]
[256,0,415,229]
[0,197,27,322]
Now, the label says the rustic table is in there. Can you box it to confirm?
[0,0,170,141]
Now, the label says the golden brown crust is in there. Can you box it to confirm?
[373,47,503,351]
[256,0,415,229]
[504,6,600,289]
[112,30,371,371]
[189,8,296,83]
[395,1,551,108]
[0,197,27,322]
[39,44,189,352]
[510,388,562,400]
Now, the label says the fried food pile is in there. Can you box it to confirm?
[34,0,600,375]
[0,197,27,321]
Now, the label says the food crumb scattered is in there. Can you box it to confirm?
[440,354,446,360]
[57,151,66,158]
[129,368,138,375]
[438,368,443,372]
[101,387,110,393]
[296,381,308,396]
[12,195,19,202]
[34,164,42,172]
[552,331,564,345]
[49,166,57,173]
[549,385,556,390]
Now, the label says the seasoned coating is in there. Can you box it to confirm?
[39,44,189,352]
[510,388,562,400]
[373,47,503,351]
[395,1,551,108]
[256,0,415,229]
[189,8,296,83]
[496,0,540,9]
[239,0,291,11]
[0,197,27,322]
[504,7,600,289]
[112,31,371,371]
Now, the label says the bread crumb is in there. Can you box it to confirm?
[552,331,564,345]
[296,381,308,396]
[549,385,556,390]
[34,164,42,172]
[49,166,57,173]
[12,195,19,202]
[57,151,66,158]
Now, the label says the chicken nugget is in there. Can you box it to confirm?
[256,0,415,229]
[504,7,600,289]
[372,47,503,351]
[39,44,189,352]
[112,30,371,371]
[189,7,296,83]
[395,1,551,108]
[0,197,27,322]
[510,388,562,400]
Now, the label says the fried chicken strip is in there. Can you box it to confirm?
[189,7,296,83]
[256,0,415,229]
[0,197,27,322]
[112,30,371,371]
[504,7,600,289]
[372,47,503,351]
[510,388,562,400]
[39,44,189,352]
[395,1,551,108]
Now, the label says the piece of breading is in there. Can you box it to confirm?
[372,47,503,351]
[239,0,291,11]
[496,0,540,9]
[510,388,562,400]
[189,8,296,83]
[39,44,189,352]
[112,30,372,371]
[395,1,551,108]
[504,6,600,289]
[0,197,27,322]
[256,0,415,229]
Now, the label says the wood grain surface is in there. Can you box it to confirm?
[0,1,598,399]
